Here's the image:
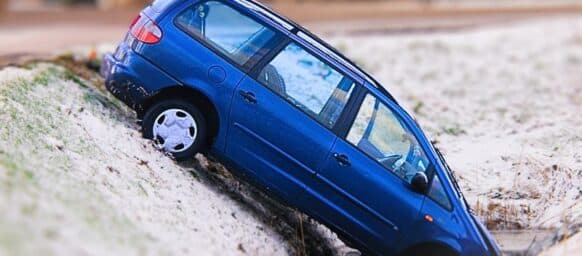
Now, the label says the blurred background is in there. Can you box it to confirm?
[1,0,582,56]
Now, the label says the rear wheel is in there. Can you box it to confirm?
[142,100,207,161]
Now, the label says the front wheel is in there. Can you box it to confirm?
[142,100,207,161]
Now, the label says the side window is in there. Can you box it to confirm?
[428,174,452,210]
[175,0,277,66]
[257,42,355,128]
[347,94,429,183]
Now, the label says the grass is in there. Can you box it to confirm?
[0,64,154,255]
[441,124,467,136]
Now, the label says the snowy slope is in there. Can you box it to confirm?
[0,64,291,256]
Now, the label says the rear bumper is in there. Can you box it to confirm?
[100,51,151,111]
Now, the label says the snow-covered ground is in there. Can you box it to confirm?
[332,17,582,230]
[540,228,582,255]
[0,64,293,256]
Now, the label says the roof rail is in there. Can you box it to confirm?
[240,0,398,103]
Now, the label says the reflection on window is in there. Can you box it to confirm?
[347,94,429,182]
[175,0,276,65]
[428,174,452,210]
[258,42,354,128]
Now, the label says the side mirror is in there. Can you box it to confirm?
[411,172,429,193]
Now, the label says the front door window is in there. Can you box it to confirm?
[347,94,429,182]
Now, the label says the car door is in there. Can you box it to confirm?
[226,40,356,205]
[315,91,430,254]
[151,0,282,151]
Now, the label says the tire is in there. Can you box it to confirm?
[142,100,208,161]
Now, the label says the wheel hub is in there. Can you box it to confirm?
[152,109,197,153]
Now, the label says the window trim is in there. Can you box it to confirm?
[235,0,294,31]
[333,85,367,137]
[173,0,284,73]
[249,36,291,77]
[341,90,434,187]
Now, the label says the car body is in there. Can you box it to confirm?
[100,0,502,255]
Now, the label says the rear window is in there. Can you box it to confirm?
[174,0,277,67]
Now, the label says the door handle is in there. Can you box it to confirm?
[332,153,351,167]
[239,90,257,104]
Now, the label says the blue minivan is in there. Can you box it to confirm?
[101,0,501,255]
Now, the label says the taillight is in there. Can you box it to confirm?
[130,15,141,28]
[130,14,162,44]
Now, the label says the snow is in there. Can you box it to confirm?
[332,17,582,230]
[0,64,290,256]
[540,228,582,255]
